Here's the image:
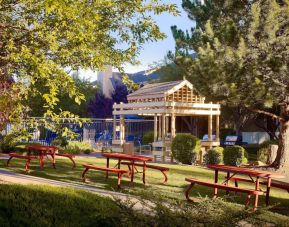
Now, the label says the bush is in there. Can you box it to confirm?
[63,141,94,154]
[142,131,154,145]
[204,147,224,165]
[223,145,248,166]
[257,140,278,163]
[171,134,201,164]
[51,136,69,148]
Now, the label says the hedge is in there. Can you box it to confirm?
[171,134,201,164]
[204,147,224,165]
[223,145,248,166]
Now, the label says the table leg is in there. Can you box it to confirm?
[213,170,219,199]
[265,177,272,206]
[226,172,230,195]
[40,152,44,168]
[253,176,260,211]
[142,161,146,184]
[106,158,109,179]
[130,160,135,184]
[51,152,56,169]
[117,159,121,183]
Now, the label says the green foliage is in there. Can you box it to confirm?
[204,147,224,165]
[257,140,278,163]
[223,146,248,166]
[0,0,178,130]
[171,134,201,164]
[220,128,236,141]
[0,131,31,153]
[63,141,93,154]
[142,131,154,145]
[51,136,69,148]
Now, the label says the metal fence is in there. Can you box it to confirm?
[2,118,154,148]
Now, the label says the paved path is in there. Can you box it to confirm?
[0,168,152,212]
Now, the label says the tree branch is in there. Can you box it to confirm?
[247,107,284,121]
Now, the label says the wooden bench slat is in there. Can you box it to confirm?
[120,161,169,183]
[227,176,289,192]
[185,178,263,195]
[82,164,129,188]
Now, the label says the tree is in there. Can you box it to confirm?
[111,84,128,104]
[0,0,178,132]
[25,72,98,117]
[88,92,113,119]
[173,0,289,169]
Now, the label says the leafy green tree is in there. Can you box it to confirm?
[0,0,178,133]
[174,0,289,169]
[25,72,98,117]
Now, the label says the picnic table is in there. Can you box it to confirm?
[207,164,285,209]
[102,152,153,184]
[26,145,58,168]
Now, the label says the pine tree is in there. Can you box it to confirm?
[174,0,289,169]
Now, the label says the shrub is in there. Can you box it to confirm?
[142,131,154,145]
[223,145,248,166]
[51,136,69,148]
[171,134,201,164]
[257,140,278,163]
[204,147,224,165]
[63,141,94,154]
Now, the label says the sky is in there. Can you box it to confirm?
[81,0,194,81]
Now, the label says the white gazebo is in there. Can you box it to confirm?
[112,79,221,161]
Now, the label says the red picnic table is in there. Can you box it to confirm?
[26,145,58,168]
[101,152,153,185]
[207,164,285,209]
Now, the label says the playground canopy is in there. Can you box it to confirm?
[112,79,221,154]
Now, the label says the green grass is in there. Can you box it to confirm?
[1,154,289,224]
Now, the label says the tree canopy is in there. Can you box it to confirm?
[172,0,289,169]
[0,0,178,130]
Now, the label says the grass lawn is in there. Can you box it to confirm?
[1,154,289,225]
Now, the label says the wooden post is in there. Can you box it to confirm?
[113,114,116,140]
[154,114,158,142]
[208,102,213,148]
[166,115,169,138]
[216,114,220,142]
[162,114,166,141]
[120,115,125,145]
[171,114,176,140]
[158,115,162,140]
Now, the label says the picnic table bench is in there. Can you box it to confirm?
[226,176,289,193]
[185,177,263,210]
[7,153,38,172]
[82,164,129,188]
[121,161,169,183]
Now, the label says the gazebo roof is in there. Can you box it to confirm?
[127,80,194,101]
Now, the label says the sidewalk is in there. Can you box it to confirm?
[0,168,151,211]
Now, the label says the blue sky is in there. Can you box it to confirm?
[81,0,194,81]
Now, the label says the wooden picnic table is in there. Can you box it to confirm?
[26,145,58,169]
[207,164,285,209]
[101,153,153,185]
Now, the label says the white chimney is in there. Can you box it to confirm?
[98,65,114,98]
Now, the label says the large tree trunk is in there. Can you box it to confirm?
[271,119,289,169]
[271,103,289,170]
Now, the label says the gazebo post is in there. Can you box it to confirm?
[113,113,116,140]
[154,114,158,142]
[216,114,220,142]
[166,115,169,138]
[171,113,176,140]
[158,115,162,140]
[208,102,213,149]
[120,114,125,145]
[162,114,166,162]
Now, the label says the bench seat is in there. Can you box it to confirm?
[7,153,38,172]
[121,161,169,183]
[227,176,289,193]
[82,164,129,188]
[185,177,263,210]
[55,153,76,169]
